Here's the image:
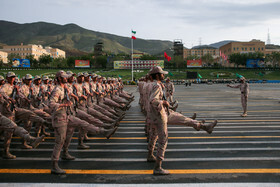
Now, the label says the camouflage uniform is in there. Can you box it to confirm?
[0,72,45,158]
[227,77,249,117]
[164,77,175,104]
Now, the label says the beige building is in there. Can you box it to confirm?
[219,39,265,57]
[45,47,66,59]
[184,48,219,59]
[264,48,280,55]
[0,50,8,63]
[2,43,66,61]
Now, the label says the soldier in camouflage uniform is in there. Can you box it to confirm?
[49,70,117,174]
[0,73,45,158]
[227,77,249,117]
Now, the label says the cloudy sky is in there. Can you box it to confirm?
[1,0,280,48]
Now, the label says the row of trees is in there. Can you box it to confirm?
[0,53,109,69]
[228,52,280,67]
[1,51,280,69]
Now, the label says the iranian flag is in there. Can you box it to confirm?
[131,30,136,40]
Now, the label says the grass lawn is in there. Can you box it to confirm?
[0,68,279,80]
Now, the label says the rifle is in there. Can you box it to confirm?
[64,87,73,115]
[162,86,170,115]
[95,83,100,105]
[89,83,94,103]
[27,83,33,100]
[10,86,18,112]
[72,85,79,111]
[37,86,43,106]
[47,85,51,100]
[82,86,89,108]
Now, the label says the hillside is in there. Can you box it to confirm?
[192,40,237,49]
[0,20,173,56]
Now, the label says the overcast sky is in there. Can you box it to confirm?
[1,0,280,48]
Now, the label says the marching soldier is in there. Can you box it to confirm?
[0,112,45,159]
[49,70,117,174]
[227,77,249,117]
[0,73,46,157]
[147,66,170,175]
[164,77,176,105]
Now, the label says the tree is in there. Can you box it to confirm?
[67,56,76,68]
[7,53,21,64]
[95,56,108,69]
[201,53,214,65]
[39,54,53,68]
[173,56,185,68]
[229,52,265,67]
[229,53,247,67]
[25,54,38,68]
[270,52,280,67]
[52,57,67,68]
[140,54,158,60]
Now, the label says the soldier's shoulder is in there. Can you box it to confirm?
[53,85,63,92]
[152,82,160,89]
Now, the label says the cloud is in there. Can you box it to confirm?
[153,0,280,28]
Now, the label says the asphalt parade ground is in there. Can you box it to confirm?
[0,83,280,186]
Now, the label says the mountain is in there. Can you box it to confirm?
[0,20,173,56]
[209,40,237,48]
[192,40,237,49]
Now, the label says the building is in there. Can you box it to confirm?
[184,47,219,59]
[45,47,66,59]
[2,43,66,61]
[219,39,265,57]
[0,50,8,63]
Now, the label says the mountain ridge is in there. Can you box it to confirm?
[0,20,173,56]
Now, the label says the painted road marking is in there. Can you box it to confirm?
[8,147,280,152]
[117,126,280,130]
[115,130,280,134]
[10,141,280,146]
[0,169,280,174]
[8,157,280,162]
[11,135,280,140]
[120,119,280,123]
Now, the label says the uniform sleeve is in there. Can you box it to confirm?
[171,83,175,93]
[18,87,27,99]
[244,83,249,95]
[0,86,8,100]
[49,87,61,111]
[228,84,241,88]
[74,84,82,97]
[149,84,164,113]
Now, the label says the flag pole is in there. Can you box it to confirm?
[131,31,134,82]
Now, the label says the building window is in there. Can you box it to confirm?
[262,48,264,51]
[233,47,235,51]
[253,48,255,50]
[245,48,247,51]
[258,48,260,51]
[250,48,252,51]
[242,48,244,51]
